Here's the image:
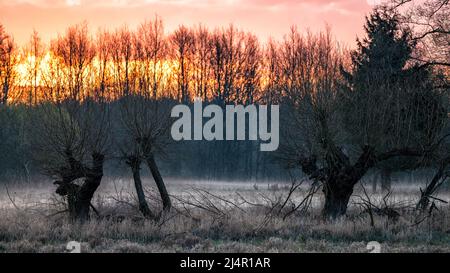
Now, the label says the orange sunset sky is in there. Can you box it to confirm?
[0,0,382,47]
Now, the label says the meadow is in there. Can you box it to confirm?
[0,178,449,253]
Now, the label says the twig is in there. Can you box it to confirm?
[5,185,20,211]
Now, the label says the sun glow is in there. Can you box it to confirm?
[14,49,180,103]
[16,51,52,87]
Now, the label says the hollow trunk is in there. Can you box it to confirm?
[145,153,171,211]
[56,153,104,223]
[128,157,155,219]
[64,177,102,223]
[322,178,355,219]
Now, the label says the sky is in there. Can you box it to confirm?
[0,0,381,47]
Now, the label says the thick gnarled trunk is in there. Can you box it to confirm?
[300,146,398,219]
[322,178,355,219]
[55,152,105,223]
[299,146,422,219]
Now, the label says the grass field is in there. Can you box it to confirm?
[0,178,449,253]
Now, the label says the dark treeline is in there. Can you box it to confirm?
[0,1,449,221]
[0,99,286,182]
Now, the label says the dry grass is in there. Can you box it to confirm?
[0,180,449,253]
[0,201,449,253]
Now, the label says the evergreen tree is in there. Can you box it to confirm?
[342,6,414,90]
[341,6,446,188]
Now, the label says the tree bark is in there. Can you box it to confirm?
[299,145,422,219]
[55,152,104,223]
[127,156,156,219]
[298,144,425,219]
[417,156,450,210]
[322,179,355,219]
[71,153,104,222]
[145,153,171,211]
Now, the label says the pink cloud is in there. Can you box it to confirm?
[0,0,373,47]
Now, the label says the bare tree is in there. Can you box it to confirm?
[24,30,45,105]
[236,33,261,105]
[192,25,212,101]
[389,0,450,209]
[95,29,111,101]
[262,38,282,104]
[390,0,449,69]
[210,26,242,105]
[170,25,195,103]
[0,25,17,105]
[50,22,96,101]
[208,25,264,105]
[134,17,167,99]
[109,26,134,97]
[277,23,446,218]
[31,99,110,222]
[117,95,173,216]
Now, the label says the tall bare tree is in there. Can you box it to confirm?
[50,22,96,101]
[24,30,45,105]
[95,29,111,101]
[192,25,212,101]
[171,25,195,103]
[118,95,173,216]
[109,26,134,97]
[390,0,449,69]
[0,24,17,105]
[134,17,167,99]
